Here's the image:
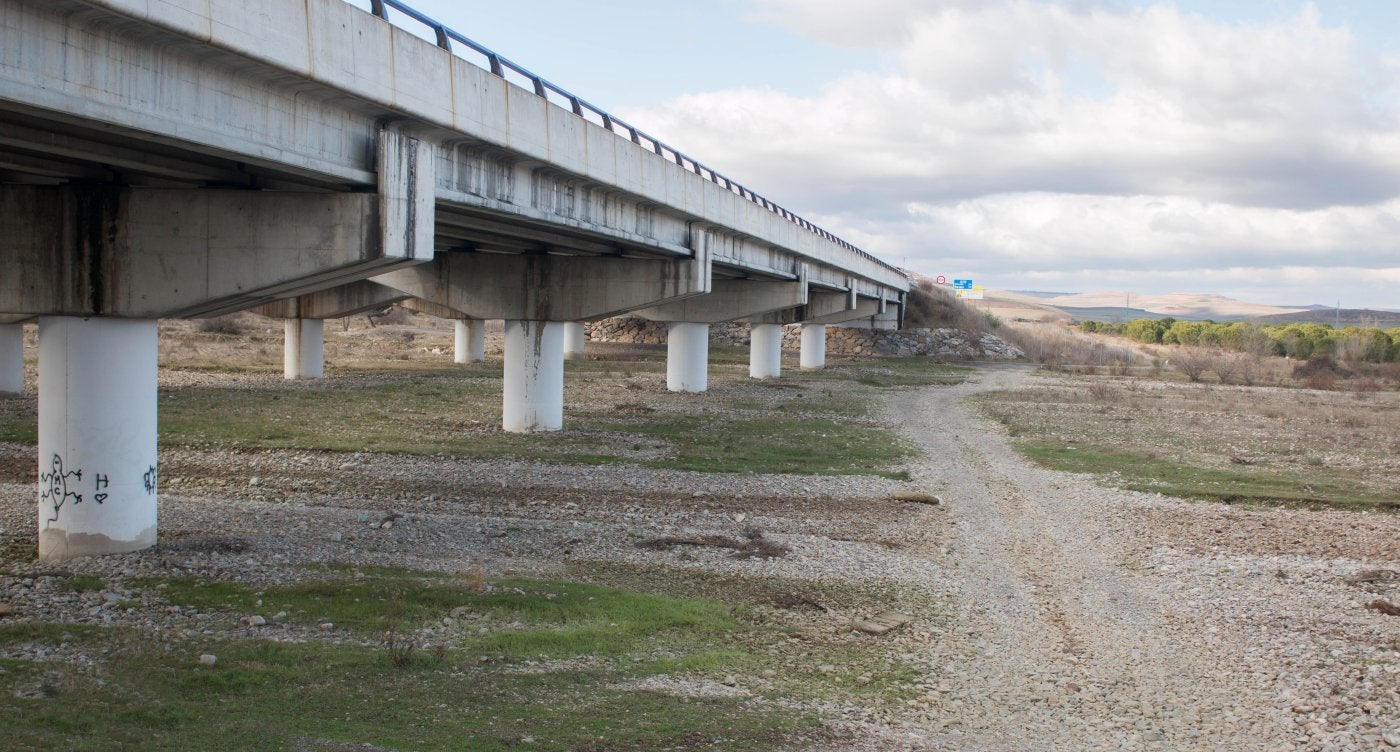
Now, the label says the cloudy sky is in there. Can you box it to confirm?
[395,0,1399,309]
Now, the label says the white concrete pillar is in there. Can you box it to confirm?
[666,322,710,393]
[453,320,487,364]
[37,317,158,561]
[749,323,782,379]
[284,318,325,380]
[502,320,564,433]
[0,324,23,394]
[563,322,587,361]
[800,324,827,370]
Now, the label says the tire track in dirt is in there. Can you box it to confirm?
[886,366,1291,751]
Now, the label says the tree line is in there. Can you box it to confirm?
[1078,318,1400,363]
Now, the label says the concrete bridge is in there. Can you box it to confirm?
[0,0,909,560]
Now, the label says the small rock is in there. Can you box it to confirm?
[0,603,13,618]
[1383,730,1400,747]
[198,654,217,667]
[241,615,267,627]
[760,669,777,679]
[319,622,334,631]
[722,675,737,687]
[330,532,342,542]
[817,664,837,675]
[890,491,941,505]
[380,520,394,530]
[249,476,261,487]
[857,674,873,685]
[1366,598,1400,617]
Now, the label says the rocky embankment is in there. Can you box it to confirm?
[585,318,1024,360]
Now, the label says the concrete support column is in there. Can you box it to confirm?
[0,324,23,395]
[667,322,710,393]
[37,317,158,561]
[563,322,587,361]
[749,323,782,379]
[284,318,325,380]
[454,320,485,364]
[502,320,564,433]
[800,324,827,370]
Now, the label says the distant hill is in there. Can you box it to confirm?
[1039,291,1305,320]
[938,286,1395,326]
[1251,308,1400,328]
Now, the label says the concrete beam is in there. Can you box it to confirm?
[375,242,710,322]
[746,290,854,326]
[0,129,432,319]
[830,295,904,331]
[398,298,465,320]
[251,281,410,320]
[802,298,884,326]
[631,279,806,324]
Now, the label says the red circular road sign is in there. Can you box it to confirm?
[935,275,948,284]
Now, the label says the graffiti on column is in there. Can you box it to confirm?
[40,454,118,526]
[40,454,83,526]
[143,465,157,495]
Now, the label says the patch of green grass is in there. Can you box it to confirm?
[4,570,932,751]
[0,411,36,444]
[136,574,749,656]
[0,631,814,752]
[4,353,944,478]
[624,415,911,476]
[811,360,971,388]
[61,574,104,594]
[154,373,618,462]
[1016,440,1389,511]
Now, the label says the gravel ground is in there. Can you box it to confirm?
[1,364,1397,751]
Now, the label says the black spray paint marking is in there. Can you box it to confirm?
[40,454,83,526]
[143,465,157,495]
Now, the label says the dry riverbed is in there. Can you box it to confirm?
[1,361,1397,750]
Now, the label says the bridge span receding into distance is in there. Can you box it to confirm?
[0,0,910,560]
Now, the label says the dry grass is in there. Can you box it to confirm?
[976,376,1400,510]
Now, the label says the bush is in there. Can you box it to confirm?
[1171,349,1213,382]
[196,315,245,335]
[1292,357,1346,391]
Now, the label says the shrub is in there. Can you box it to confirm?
[196,315,245,335]
[1171,348,1213,382]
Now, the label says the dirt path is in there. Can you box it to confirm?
[888,367,1293,751]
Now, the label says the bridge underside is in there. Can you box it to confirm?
[0,0,908,561]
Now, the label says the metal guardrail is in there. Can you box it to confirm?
[360,0,904,278]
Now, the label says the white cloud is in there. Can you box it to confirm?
[622,1,1400,306]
